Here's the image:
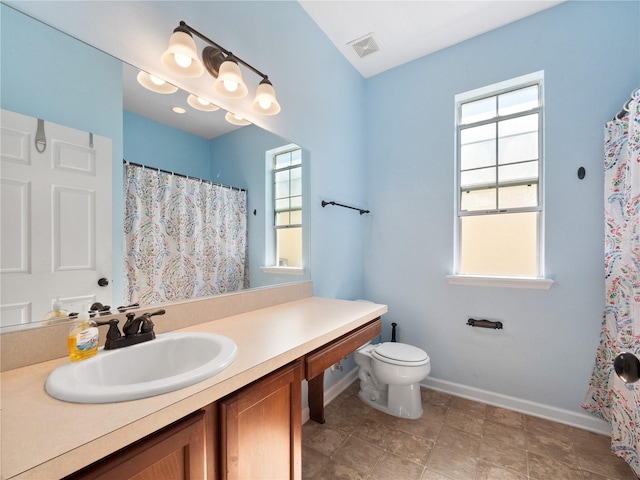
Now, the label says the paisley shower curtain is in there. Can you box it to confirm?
[583,88,640,476]
[124,164,248,305]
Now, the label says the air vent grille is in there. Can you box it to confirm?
[348,33,380,58]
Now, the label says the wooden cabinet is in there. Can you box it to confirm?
[219,360,303,480]
[65,410,208,480]
[65,362,302,480]
[64,320,376,480]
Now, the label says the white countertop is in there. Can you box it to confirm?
[0,297,387,480]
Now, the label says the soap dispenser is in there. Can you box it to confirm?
[67,305,99,362]
[42,297,70,325]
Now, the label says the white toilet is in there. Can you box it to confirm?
[355,341,431,419]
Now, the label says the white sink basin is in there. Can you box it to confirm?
[45,332,238,403]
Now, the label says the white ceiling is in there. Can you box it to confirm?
[300,0,564,78]
[6,0,563,138]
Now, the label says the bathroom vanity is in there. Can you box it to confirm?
[1,293,386,480]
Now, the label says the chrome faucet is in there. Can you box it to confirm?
[96,309,166,350]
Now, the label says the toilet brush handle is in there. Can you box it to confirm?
[391,323,397,342]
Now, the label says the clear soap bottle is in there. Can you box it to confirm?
[67,305,99,362]
[42,297,70,325]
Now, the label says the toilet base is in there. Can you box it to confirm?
[358,383,423,420]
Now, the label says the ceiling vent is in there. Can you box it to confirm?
[348,33,380,58]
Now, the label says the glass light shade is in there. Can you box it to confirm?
[136,71,178,94]
[251,80,281,115]
[214,59,248,99]
[161,30,204,77]
[187,94,220,112]
[224,112,251,126]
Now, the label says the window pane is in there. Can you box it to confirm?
[460,212,538,276]
[460,124,496,170]
[274,170,289,199]
[460,187,496,212]
[275,151,291,169]
[275,198,289,212]
[290,149,302,166]
[276,227,302,267]
[460,96,496,124]
[275,211,290,226]
[498,85,538,116]
[461,166,495,189]
[498,184,538,209]
[290,167,302,196]
[290,209,302,224]
[498,161,538,185]
[498,114,538,165]
[290,196,302,210]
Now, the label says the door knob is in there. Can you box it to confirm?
[98,277,109,287]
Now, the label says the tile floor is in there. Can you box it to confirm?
[302,381,637,480]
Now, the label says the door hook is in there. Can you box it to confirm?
[35,119,46,153]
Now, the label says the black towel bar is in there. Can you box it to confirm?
[321,200,370,215]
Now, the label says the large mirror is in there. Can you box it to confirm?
[0,4,310,332]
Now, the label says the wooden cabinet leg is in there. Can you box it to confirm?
[308,373,325,424]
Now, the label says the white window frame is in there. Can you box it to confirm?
[447,71,553,290]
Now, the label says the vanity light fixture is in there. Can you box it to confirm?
[213,55,249,99]
[224,112,251,126]
[161,24,204,77]
[136,71,178,94]
[162,21,281,115]
[187,94,220,112]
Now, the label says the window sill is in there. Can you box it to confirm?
[261,266,305,275]
[445,274,554,290]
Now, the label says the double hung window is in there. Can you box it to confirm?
[272,146,302,268]
[455,72,544,279]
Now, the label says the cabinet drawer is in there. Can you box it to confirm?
[305,318,381,379]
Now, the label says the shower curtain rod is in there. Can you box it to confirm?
[123,159,246,192]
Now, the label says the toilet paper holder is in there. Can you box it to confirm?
[467,318,503,329]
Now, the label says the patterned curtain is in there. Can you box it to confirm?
[583,88,640,476]
[124,164,248,305]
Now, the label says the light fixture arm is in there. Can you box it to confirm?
[178,21,268,81]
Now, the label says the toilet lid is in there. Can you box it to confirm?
[372,342,429,363]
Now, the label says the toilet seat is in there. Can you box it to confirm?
[371,342,430,367]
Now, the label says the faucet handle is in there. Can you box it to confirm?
[140,318,155,335]
[95,318,122,344]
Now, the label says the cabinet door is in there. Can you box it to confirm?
[65,410,207,480]
[220,360,303,480]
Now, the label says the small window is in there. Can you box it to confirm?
[455,72,544,278]
[272,146,302,268]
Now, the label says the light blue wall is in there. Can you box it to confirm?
[191,2,367,304]
[123,111,211,179]
[208,125,311,289]
[0,3,124,304]
[363,1,640,415]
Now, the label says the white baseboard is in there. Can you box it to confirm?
[302,368,359,424]
[301,368,610,435]
[422,376,610,435]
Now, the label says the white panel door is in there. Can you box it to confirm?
[1,109,112,329]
